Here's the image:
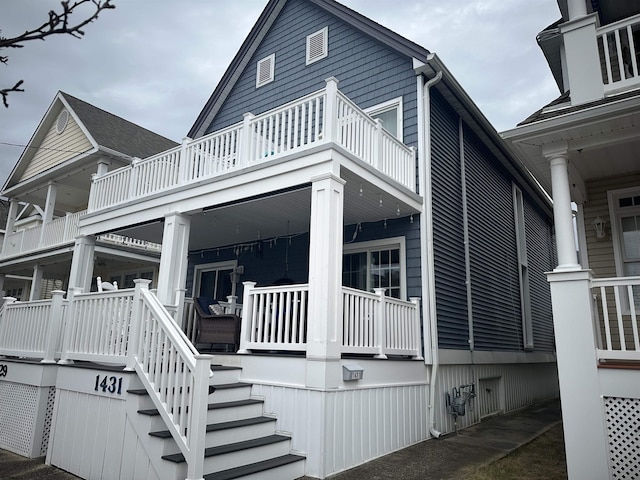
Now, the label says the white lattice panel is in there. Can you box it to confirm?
[0,381,38,456]
[605,396,640,479]
[40,387,56,456]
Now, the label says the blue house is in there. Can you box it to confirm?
[0,1,558,479]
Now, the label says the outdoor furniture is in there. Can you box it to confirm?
[194,296,241,351]
[97,276,118,292]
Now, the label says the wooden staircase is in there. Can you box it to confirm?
[128,364,305,480]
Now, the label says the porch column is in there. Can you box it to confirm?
[29,265,44,301]
[0,273,5,298]
[39,182,57,246]
[546,148,580,270]
[67,235,96,292]
[96,158,111,176]
[306,173,345,389]
[5,199,19,234]
[547,270,609,479]
[156,212,190,305]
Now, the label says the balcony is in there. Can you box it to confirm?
[87,79,416,214]
[597,13,640,93]
[0,210,162,260]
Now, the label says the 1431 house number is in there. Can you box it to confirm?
[94,375,123,395]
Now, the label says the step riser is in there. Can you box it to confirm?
[204,440,292,474]
[209,386,252,404]
[208,403,264,424]
[210,368,242,385]
[206,421,277,448]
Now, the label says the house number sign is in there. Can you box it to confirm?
[94,374,123,395]
[0,364,7,377]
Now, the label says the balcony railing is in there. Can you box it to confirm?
[597,13,640,92]
[0,210,161,259]
[88,78,416,213]
[592,276,640,361]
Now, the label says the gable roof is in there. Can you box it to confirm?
[187,0,431,139]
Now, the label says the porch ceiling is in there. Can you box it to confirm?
[114,172,421,252]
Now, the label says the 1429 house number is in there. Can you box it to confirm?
[94,375,123,395]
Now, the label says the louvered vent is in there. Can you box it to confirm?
[306,27,328,65]
[56,109,69,134]
[256,54,275,88]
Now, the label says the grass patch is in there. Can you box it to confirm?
[463,423,567,480]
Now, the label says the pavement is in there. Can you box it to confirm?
[0,398,561,480]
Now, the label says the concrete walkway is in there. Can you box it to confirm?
[0,399,561,480]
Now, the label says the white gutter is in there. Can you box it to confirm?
[416,66,443,439]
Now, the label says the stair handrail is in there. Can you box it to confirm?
[129,279,212,480]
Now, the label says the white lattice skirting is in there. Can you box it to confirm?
[0,381,39,456]
[605,396,640,479]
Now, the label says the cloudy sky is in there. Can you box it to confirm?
[0,0,561,189]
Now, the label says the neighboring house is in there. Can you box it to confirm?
[0,1,558,479]
[503,1,640,479]
[0,92,178,301]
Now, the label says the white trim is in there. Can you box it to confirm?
[438,348,557,365]
[256,53,275,88]
[192,260,238,299]
[513,184,533,349]
[364,96,403,141]
[306,27,328,65]
[343,236,407,300]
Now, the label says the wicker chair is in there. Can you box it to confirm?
[194,296,241,351]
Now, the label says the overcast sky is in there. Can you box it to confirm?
[0,0,561,190]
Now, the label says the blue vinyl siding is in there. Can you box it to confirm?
[205,0,418,148]
[430,90,469,349]
[464,125,523,351]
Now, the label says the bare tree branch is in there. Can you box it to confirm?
[1,0,115,107]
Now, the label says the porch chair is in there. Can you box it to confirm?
[97,276,118,292]
[194,296,241,352]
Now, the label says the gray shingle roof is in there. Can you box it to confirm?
[61,92,178,158]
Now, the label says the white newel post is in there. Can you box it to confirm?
[547,270,610,479]
[42,290,65,364]
[5,199,19,235]
[374,118,384,171]
[39,182,57,247]
[240,113,255,166]
[0,297,17,354]
[187,353,214,480]
[306,173,345,389]
[29,265,44,301]
[178,137,192,184]
[238,281,256,354]
[374,288,388,359]
[128,157,141,198]
[410,297,423,359]
[59,287,81,364]
[126,279,151,371]
[67,235,96,292]
[324,77,339,144]
[156,213,191,306]
[0,274,5,299]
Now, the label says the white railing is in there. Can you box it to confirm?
[342,287,422,358]
[88,79,416,213]
[597,13,640,92]
[98,232,162,252]
[592,276,640,361]
[181,296,243,344]
[239,282,309,352]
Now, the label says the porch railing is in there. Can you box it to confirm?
[592,276,640,361]
[0,210,161,258]
[597,13,640,92]
[88,78,416,213]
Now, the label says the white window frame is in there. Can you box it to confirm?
[306,27,328,65]
[364,96,403,141]
[192,260,238,299]
[513,184,533,349]
[256,53,275,88]
[343,236,407,300]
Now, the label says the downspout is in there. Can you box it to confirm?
[416,67,443,439]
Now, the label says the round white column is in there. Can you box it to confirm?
[549,153,580,270]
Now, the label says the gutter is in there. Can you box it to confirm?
[415,64,443,439]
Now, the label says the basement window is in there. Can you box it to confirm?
[306,27,328,65]
[256,54,275,88]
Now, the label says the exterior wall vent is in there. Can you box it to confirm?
[256,54,275,88]
[56,109,69,135]
[306,27,328,65]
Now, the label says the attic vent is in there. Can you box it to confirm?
[306,27,328,65]
[256,54,275,88]
[56,110,69,134]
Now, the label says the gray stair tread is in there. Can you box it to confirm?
[211,365,242,371]
[149,416,276,438]
[138,398,263,416]
[213,382,251,390]
[162,434,291,463]
[204,454,305,480]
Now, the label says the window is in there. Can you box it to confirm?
[343,237,406,299]
[256,54,275,88]
[609,188,640,307]
[364,97,403,140]
[306,27,328,65]
[513,185,533,349]
[193,261,238,301]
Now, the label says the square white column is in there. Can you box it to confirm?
[67,235,96,292]
[156,213,191,305]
